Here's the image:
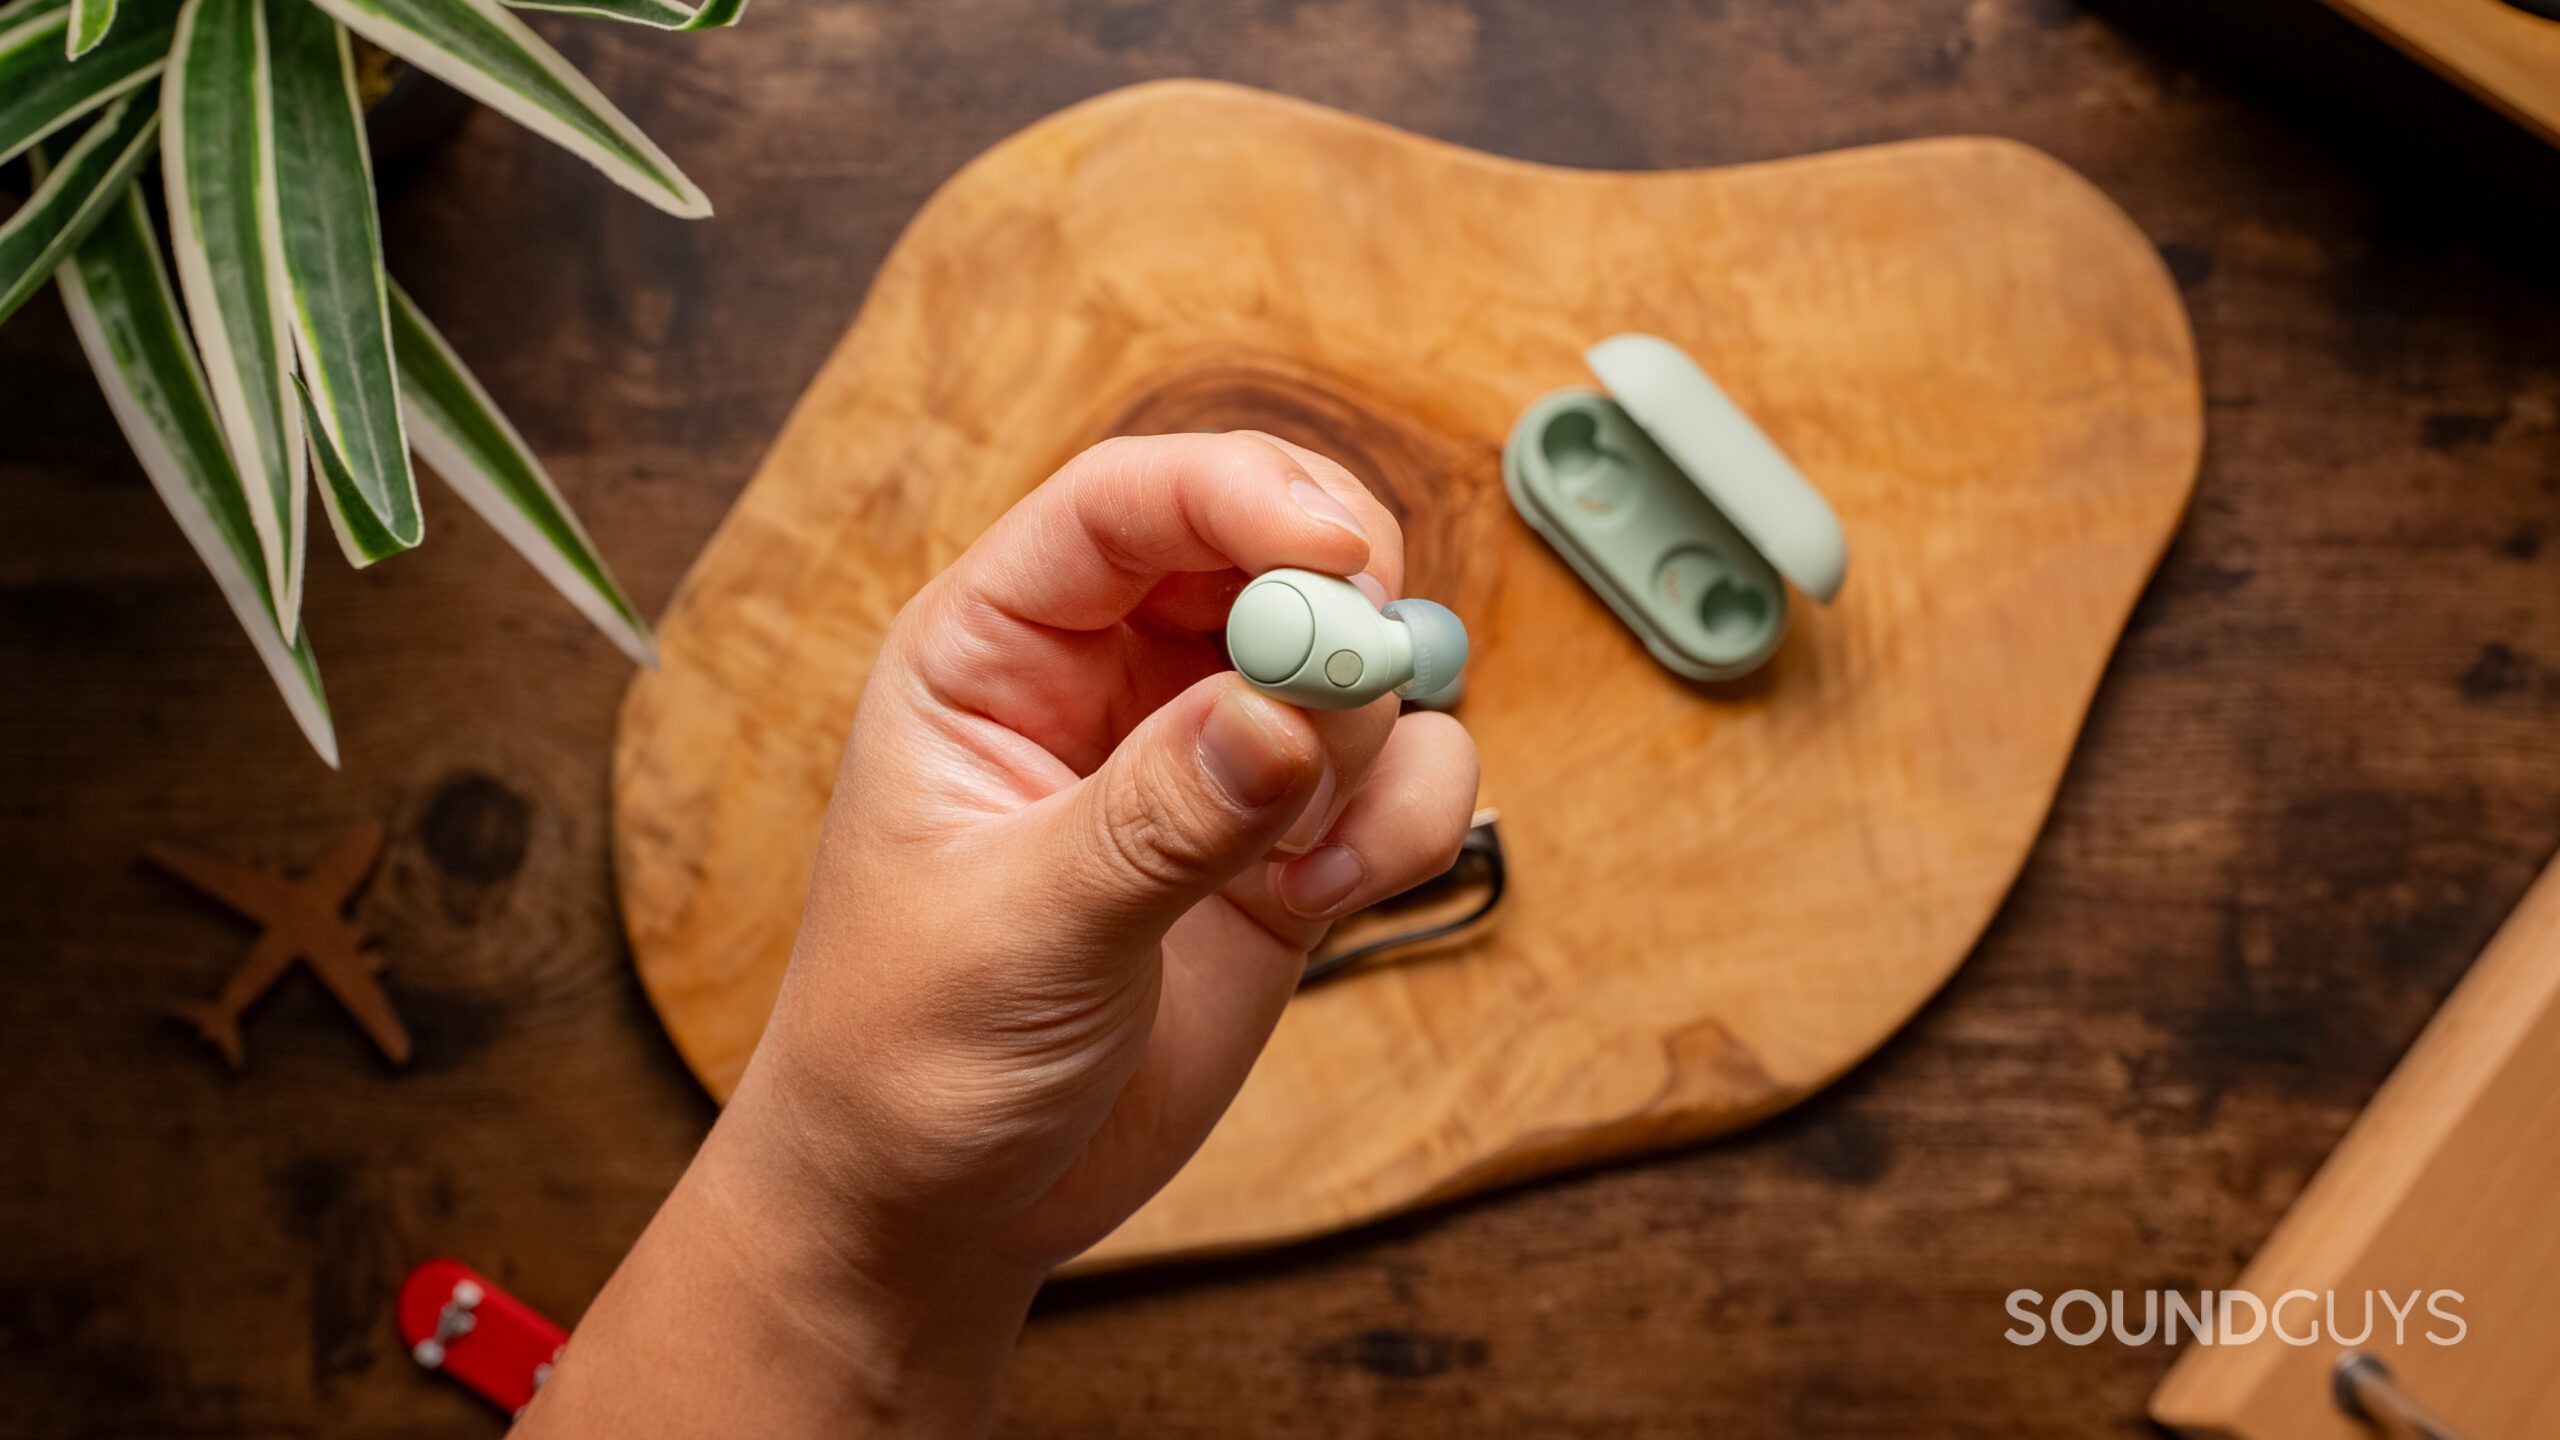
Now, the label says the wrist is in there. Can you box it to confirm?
[517,1064,1043,1439]
[688,1065,1048,1433]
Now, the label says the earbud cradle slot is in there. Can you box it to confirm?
[1503,389,1789,680]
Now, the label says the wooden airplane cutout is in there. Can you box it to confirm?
[147,821,413,1068]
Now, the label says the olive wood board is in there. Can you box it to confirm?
[612,80,2202,1272]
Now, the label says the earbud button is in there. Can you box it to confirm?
[1228,582,1317,683]
[1323,649,1364,687]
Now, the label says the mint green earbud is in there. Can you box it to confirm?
[1225,568,1468,711]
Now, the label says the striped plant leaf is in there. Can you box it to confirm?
[0,0,177,165]
[503,0,741,30]
[266,0,417,563]
[294,374,407,559]
[389,279,656,664]
[66,0,113,54]
[50,178,338,766]
[303,0,709,216]
[163,0,306,635]
[0,85,156,326]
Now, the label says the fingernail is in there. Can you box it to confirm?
[1290,479,1366,543]
[1198,687,1301,810]
[1349,572,1388,608]
[1280,845,1366,918]
[1274,759,1337,854]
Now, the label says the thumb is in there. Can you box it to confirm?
[1022,675,1327,945]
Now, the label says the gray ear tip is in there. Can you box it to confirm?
[1383,598,1469,697]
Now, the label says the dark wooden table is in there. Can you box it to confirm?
[6,1,2559,1435]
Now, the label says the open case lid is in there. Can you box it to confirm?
[1586,333,1848,603]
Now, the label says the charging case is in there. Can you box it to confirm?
[1501,334,1847,680]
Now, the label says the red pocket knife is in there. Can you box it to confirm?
[397,1259,567,1415]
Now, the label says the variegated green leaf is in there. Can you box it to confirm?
[304,0,709,216]
[503,0,740,31]
[389,279,656,664]
[295,373,408,560]
[51,177,338,766]
[266,0,417,562]
[0,85,156,325]
[163,0,306,635]
[66,0,114,55]
[0,0,177,165]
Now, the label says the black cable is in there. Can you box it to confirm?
[1297,817,1506,989]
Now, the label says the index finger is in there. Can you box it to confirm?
[945,432,1374,633]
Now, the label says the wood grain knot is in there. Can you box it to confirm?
[1310,1328,1489,1380]
[418,774,531,886]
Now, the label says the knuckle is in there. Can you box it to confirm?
[1075,431,1149,473]
[1428,808,1471,871]
[1203,431,1289,490]
[1386,784,1469,876]
[1218,428,1287,457]
[1095,764,1220,892]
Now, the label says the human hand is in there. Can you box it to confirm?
[746,430,1482,1268]
[521,433,1478,1437]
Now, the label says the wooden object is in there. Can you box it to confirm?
[612,80,2203,1270]
[2320,0,2560,147]
[2150,853,2560,1439]
[148,821,412,1067]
